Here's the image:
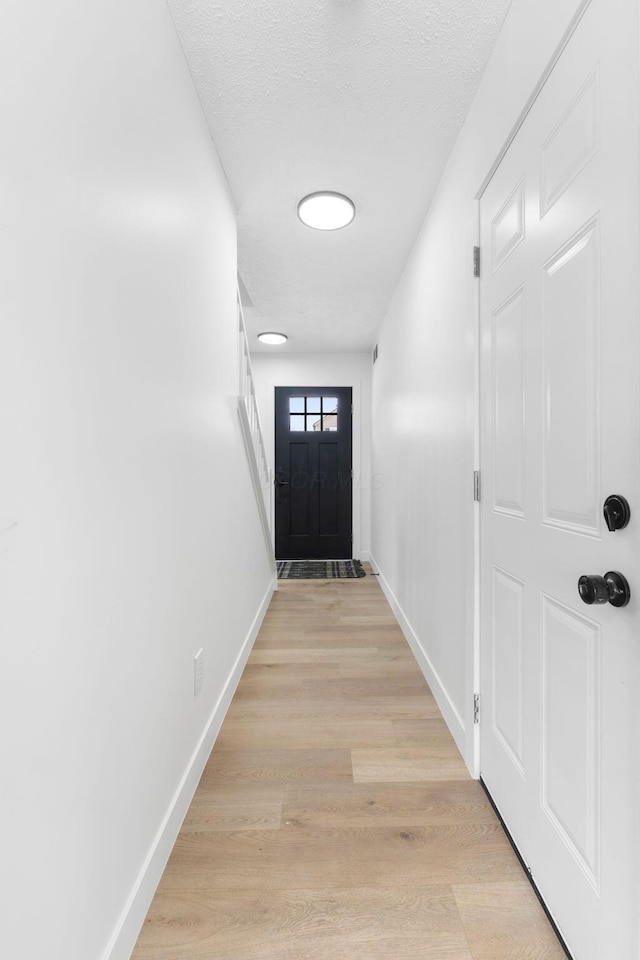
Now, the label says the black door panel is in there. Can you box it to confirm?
[275,386,352,560]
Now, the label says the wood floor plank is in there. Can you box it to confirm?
[392,717,458,744]
[158,823,523,890]
[452,882,568,959]
[199,747,353,784]
[240,661,343,680]
[255,633,408,649]
[181,782,284,832]
[132,569,566,960]
[233,676,431,701]
[352,746,469,782]
[298,676,432,698]
[216,718,397,750]
[133,886,473,960]
[231,677,312,699]
[248,646,380,662]
[224,696,443,722]
[282,780,498,827]
[338,656,425,678]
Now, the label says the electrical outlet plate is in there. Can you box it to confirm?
[194,648,204,697]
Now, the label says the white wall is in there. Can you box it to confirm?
[252,353,372,559]
[0,3,274,959]
[371,0,588,768]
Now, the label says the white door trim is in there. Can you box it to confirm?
[271,377,364,560]
[471,198,482,779]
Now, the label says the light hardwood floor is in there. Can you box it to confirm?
[132,569,566,960]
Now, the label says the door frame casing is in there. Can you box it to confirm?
[274,385,354,560]
[256,374,366,561]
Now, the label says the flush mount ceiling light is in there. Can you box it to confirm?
[258,332,288,345]
[297,192,355,230]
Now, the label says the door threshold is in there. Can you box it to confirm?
[276,558,357,562]
[480,778,574,960]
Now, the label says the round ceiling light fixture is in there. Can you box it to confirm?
[258,331,288,345]
[297,191,355,230]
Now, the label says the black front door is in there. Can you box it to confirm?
[274,386,353,560]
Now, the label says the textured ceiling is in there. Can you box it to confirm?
[166,0,512,353]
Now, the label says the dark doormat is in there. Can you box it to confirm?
[277,559,366,580]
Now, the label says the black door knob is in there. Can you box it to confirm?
[603,494,630,532]
[578,571,630,608]
[578,574,609,604]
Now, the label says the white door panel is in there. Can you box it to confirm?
[491,178,526,271]
[479,1,640,958]
[542,218,600,534]
[492,287,526,518]
[492,565,526,774]
[540,69,600,216]
[541,595,601,887]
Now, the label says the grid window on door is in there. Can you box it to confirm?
[289,396,339,432]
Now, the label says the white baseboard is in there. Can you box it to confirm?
[102,577,275,960]
[359,550,371,563]
[369,553,466,758]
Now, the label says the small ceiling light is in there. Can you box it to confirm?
[258,332,288,345]
[297,192,355,230]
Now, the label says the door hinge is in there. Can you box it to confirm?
[474,693,481,724]
[473,470,481,502]
[473,245,481,278]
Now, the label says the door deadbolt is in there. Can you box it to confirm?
[603,494,630,532]
[578,571,630,608]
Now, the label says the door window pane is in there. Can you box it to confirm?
[322,414,338,431]
[288,396,340,431]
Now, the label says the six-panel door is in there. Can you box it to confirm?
[479,1,640,957]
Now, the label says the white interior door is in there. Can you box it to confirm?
[479,1,640,957]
